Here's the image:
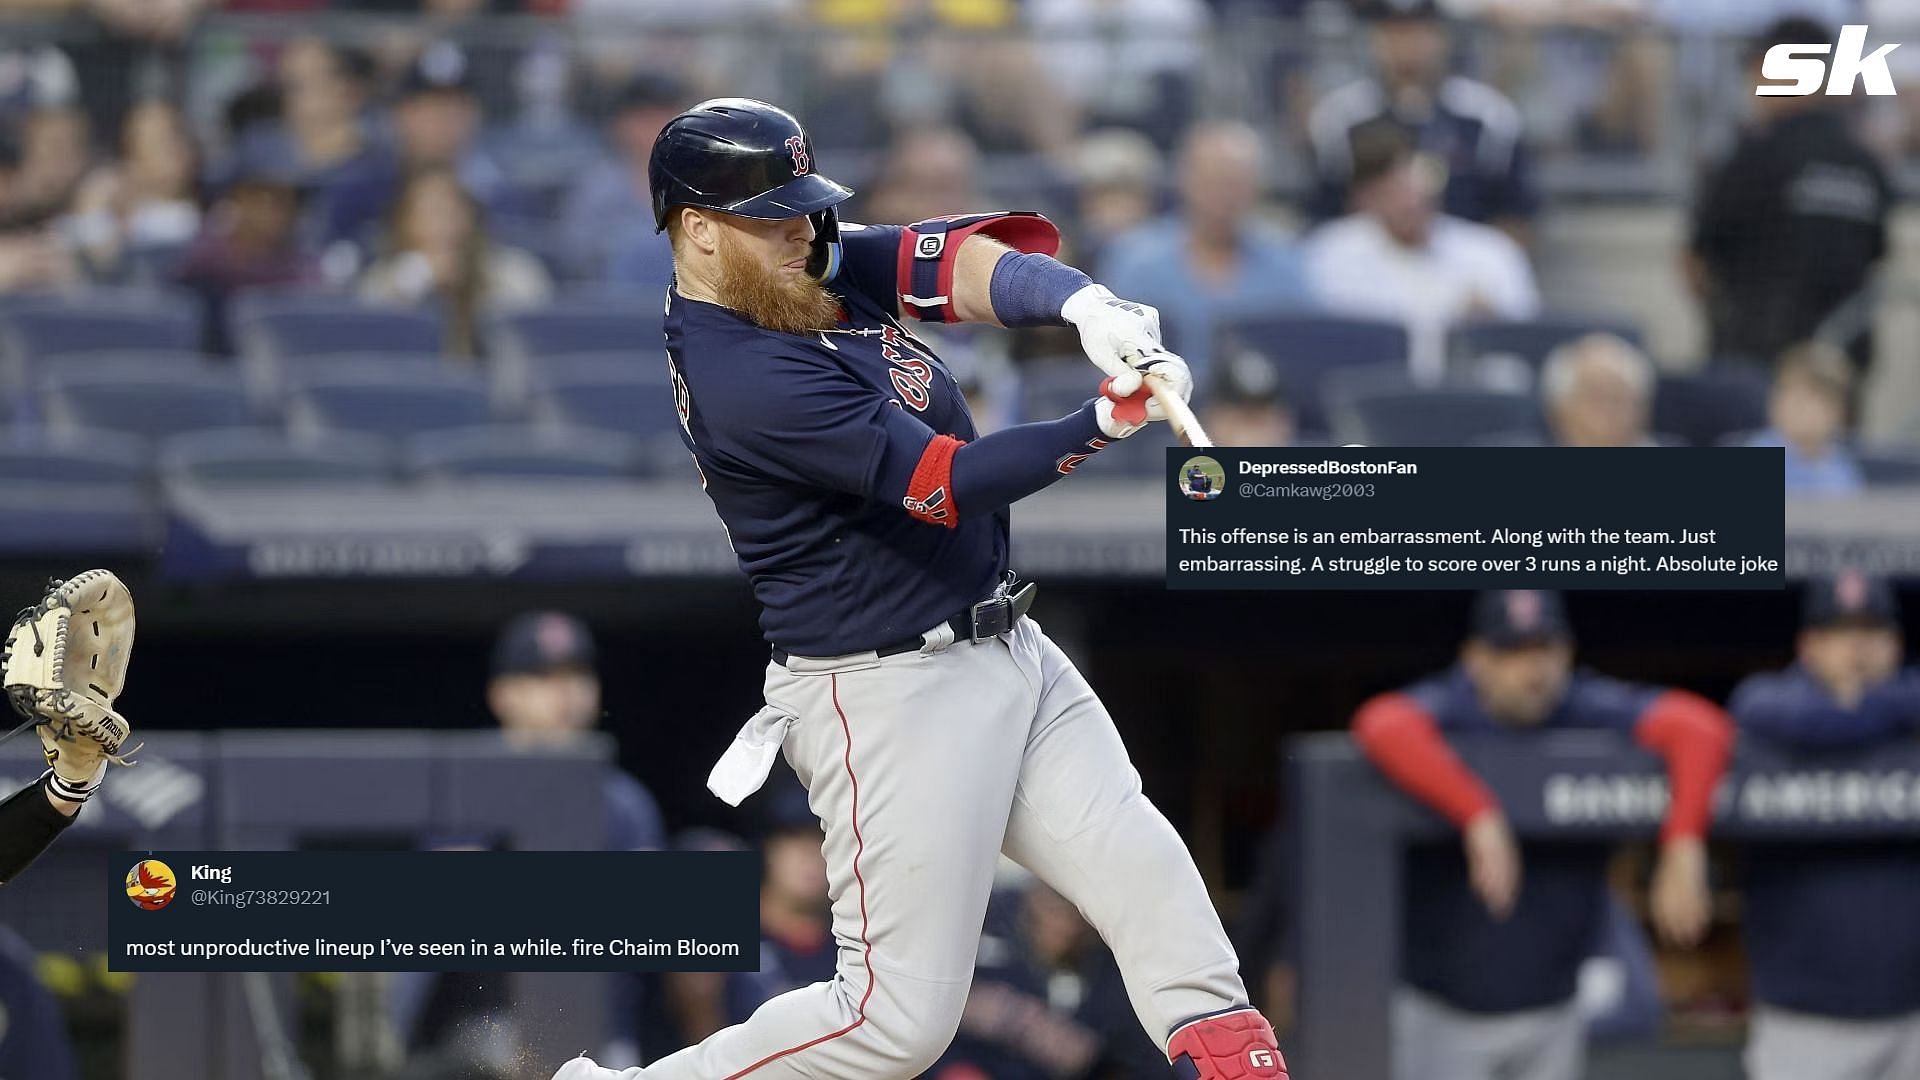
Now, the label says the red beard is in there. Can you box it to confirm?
[713,231,842,336]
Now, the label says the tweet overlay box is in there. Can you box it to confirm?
[111,850,758,972]
[1166,447,1784,590]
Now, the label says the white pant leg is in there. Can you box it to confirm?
[1746,1006,1916,1080]
[644,640,1037,1080]
[995,618,1246,1048]
[1392,989,1582,1080]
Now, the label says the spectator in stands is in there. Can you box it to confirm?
[861,125,988,228]
[1028,0,1210,150]
[1304,121,1538,381]
[931,881,1165,1079]
[1204,349,1296,447]
[1732,573,1920,1080]
[0,925,77,1080]
[358,167,552,358]
[1351,589,1732,1080]
[1541,334,1657,448]
[556,72,684,287]
[1685,16,1893,373]
[1069,128,1163,268]
[0,131,77,292]
[487,611,663,851]
[1099,120,1311,380]
[1309,0,1538,239]
[0,105,92,232]
[232,37,386,247]
[325,42,524,253]
[1741,342,1865,495]
[172,168,321,353]
[60,99,201,283]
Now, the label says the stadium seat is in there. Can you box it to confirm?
[0,292,202,398]
[1856,447,1920,486]
[404,425,647,480]
[1651,367,1770,447]
[1213,314,1409,435]
[252,350,451,405]
[159,428,396,486]
[288,365,495,440]
[489,300,668,407]
[0,427,150,486]
[43,359,255,441]
[1331,386,1543,446]
[1447,316,1646,376]
[233,293,444,361]
[532,360,679,441]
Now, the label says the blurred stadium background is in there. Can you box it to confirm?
[0,0,1916,1078]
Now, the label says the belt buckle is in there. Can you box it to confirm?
[969,595,1011,643]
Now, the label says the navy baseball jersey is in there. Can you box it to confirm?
[1399,667,1657,1014]
[1733,664,1920,1018]
[665,216,1072,657]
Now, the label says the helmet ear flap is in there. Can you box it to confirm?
[805,207,842,282]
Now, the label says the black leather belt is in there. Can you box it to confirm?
[772,579,1037,665]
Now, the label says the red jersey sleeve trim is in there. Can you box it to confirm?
[1351,692,1500,828]
[1634,689,1734,843]
[902,433,963,527]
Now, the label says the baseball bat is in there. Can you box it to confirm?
[1145,371,1212,448]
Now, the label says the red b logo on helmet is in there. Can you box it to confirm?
[785,135,810,176]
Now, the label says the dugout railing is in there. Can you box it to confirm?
[1288,731,1920,1080]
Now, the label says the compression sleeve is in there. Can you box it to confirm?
[1351,692,1500,828]
[1632,689,1734,843]
[0,775,77,885]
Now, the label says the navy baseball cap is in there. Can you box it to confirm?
[1357,0,1444,21]
[491,611,597,676]
[1470,590,1573,648]
[1803,571,1899,630]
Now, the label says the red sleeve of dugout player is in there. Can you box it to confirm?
[1350,693,1500,828]
[896,212,1060,324]
[1633,689,1734,843]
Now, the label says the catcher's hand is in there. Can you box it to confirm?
[2,570,137,802]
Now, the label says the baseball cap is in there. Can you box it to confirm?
[398,41,476,99]
[1214,348,1289,408]
[1469,590,1573,648]
[1802,571,1899,630]
[491,611,597,676]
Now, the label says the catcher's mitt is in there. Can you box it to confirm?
[1,570,136,802]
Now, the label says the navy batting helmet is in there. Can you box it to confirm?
[649,98,853,279]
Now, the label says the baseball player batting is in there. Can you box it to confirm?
[551,99,1285,1080]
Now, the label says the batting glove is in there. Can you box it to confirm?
[1062,284,1162,397]
[1095,351,1192,439]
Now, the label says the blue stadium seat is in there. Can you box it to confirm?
[1213,314,1409,435]
[532,361,679,440]
[159,428,396,486]
[289,365,495,440]
[1447,316,1645,375]
[0,427,150,485]
[1651,367,1770,448]
[1330,386,1543,447]
[233,293,444,361]
[43,359,255,441]
[1857,447,1920,486]
[256,350,450,404]
[490,301,668,407]
[0,292,202,399]
[404,425,647,480]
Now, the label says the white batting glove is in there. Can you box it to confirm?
[1062,284,1162,397]
[1094,351,1192,439]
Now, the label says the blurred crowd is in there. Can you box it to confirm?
[0,1,1913,492]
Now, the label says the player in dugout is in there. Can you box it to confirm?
[0,572,136,886]
[1731,572,1920,1080]
[1350,588,1733,1080]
